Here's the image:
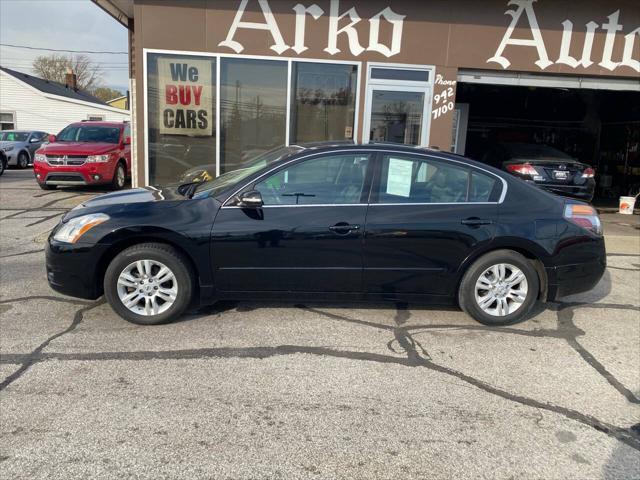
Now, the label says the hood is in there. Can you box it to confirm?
[39,142,118,156]
[80,186,185,209]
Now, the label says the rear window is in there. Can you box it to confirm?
[57,125,121,144]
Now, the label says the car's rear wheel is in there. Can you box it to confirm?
[111,162,126,190]
[38,183,56,190]
[17,152,29,169]
[104,243,194,325]
[458,250,539,326]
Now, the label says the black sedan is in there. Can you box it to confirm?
[481,143,596,202]
[46,143,605,326]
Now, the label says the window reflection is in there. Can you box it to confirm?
[290,62,357,144]
[147,53,216,185]
[369,90,424,145]
[220,58,287,173]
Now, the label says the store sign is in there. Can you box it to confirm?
[158,58,213,136]
[219,0,405,58]
[488,0,640,72]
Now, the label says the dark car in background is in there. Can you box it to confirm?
[480,143,596,202]
[46,143,605,327]
[0,130,48,169]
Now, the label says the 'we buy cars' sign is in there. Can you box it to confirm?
[158,58,213,136]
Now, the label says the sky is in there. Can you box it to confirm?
[0,0,129,92]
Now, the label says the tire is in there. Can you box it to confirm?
[104,243,194,325]
[17,152,29,169]
[458,250,539,326]
[0,158,5,176]
[111,162,126,190]
[38,183,57,190]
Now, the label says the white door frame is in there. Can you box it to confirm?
[362,62,435,148]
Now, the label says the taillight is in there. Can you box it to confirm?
[506,163,539,176]
[582,167,595,178]
[564,203,602,235]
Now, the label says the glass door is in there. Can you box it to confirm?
[363,65,433,148]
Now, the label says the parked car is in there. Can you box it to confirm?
[480,143,596,202]
[0,130,48,168]
[46,143,605,326]
[33,121,131,190]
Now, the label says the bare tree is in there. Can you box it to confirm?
[32,54,104,91]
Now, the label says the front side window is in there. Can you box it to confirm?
[255,154,369,205]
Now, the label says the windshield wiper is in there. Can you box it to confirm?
[177,181,200,199]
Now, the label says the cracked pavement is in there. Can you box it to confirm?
[1,170,639,479]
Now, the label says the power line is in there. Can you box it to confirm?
[0,43,127,55]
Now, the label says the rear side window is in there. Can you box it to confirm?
[469,171,498,202]
[375,155,501,204]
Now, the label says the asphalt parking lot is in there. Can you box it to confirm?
[1,169,639,479]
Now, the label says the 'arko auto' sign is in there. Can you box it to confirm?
[158,58,213,136]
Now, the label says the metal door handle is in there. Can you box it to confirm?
[461,218,493,226]
[329,223,360,233]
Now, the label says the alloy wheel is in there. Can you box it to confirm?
[116,260,178,316]
[474,263,528,317]
[117,165,125,187]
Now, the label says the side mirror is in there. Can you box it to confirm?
[29,137,39,143]
[48,135,56,143]
[124,136,131,145]
[236,190,263,208]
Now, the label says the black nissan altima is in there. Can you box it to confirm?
[45,143,606,326]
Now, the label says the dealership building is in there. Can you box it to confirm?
[93,0,639,198]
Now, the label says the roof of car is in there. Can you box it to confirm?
[0,66,107,106]
[68,121,127,128]
[290,141,464,161]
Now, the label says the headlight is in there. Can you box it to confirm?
[3,145,14,152]
[86,154,111,163]
[35,153,47,163]
[53,213,109,243]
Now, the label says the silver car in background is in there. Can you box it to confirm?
[0,130,48,169]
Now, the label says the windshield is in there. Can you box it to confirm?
[57,125,121,144]
[194,146,303,197]
[0,132,28,142]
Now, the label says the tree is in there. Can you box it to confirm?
[32,54,104,91]
[92,87,124,103]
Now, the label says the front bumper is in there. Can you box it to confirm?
[33,161,116,186]
[45,238,107,299]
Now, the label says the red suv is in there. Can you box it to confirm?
[33,121,131,190]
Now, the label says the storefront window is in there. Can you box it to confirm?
[290,62,357,144]
[220,58,287,173]
[369,90,424,145]
[147,53,216,185]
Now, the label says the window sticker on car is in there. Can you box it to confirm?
[386,158,413,197]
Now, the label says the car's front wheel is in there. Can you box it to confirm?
[104,243,194,325]
[111,162,126,190]
[458,250,539,326]
[0,158,5,176]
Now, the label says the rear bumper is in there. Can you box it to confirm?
[45,238,106,300]
[537,182,595,201]
[546,250,606,300]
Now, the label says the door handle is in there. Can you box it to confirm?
[461,217,493,226]
[329,223,360,234]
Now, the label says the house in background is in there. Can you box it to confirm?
[0,66,130,133]
[106,94,129,110]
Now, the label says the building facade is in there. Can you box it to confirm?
[0,67,130,133]
[95,0,639,197]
